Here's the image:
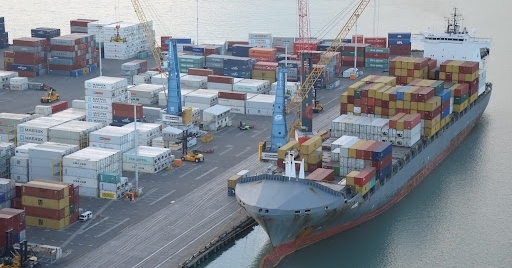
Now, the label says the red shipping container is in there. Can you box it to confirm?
[372,154,393,171]
[24,206,67,221]
[253,62,278,71]
[416,87,434,102]
[441,99,450,110]
[364,37,387,44]
[293,41,320,54]
[340,103,348,114]
[306,168,335,182]
[341,61,365,67]
[187,68,213,76]
[381,100,389,109]
[389,112,407,129]
[361,105,368,114]
[404,113,422,129]
[356,140,372,160]
[13,37,47,47]
[14,56,46,65]
[381,108,389,117]
[15,183,23,198]
[347,95,354,104]
[218,91,246,101]
[226,41,249,49]
[16,71,37,77]
[306,160,322,173]
[4,51,15,58]
[362,140,378,160]
[365,53,389,59]
[112,103,143,118]
[51,101,68,114]
[428,59,437,71]
[354,167,377,187]
[341,43,370,52]
[367,105,375,114]
[422,106,442,120]
[11,198,23,209]
[22,183,65,200]
[277,158,285,169]
[0,209,26,234]
[353,99,361,107]
[207,75,234,84]
[375,99,382,107]
[453,83,469,96]
[352,35,364,43]
[367,97,375,106]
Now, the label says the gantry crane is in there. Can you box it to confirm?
[288,0,371,139]
[131,0,182,116]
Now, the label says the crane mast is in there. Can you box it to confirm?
[288,0,371,138]
[131,0,162,70]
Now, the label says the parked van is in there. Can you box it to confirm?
[79,211,93,221]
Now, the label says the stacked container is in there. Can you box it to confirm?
[158,89,196,107]
[183,89,219,110]
[33,101,69,117]
[206,75,235,91]
[346,167,377,196]
[231,44,254,57]
[299,135,323,172]
[218,91,247,114]
[0,178,16,209]
[51,107,86,121]
[269,81,299,98]
[142,106,163,123]
[12,37,49,77]
[245,94,275,116]
[111,102,144,126]
[31,27,60,41]
[389,56,430,85]
[277,60,299,82]
[364,47,390,69]
[84,76,129,125]
[0,208,26,250]
[70,19,98,34]
[292,40,320,55]
[386,113,422,146]
[233,79,270,94]
[340,43,369,67]
[87,20,122,58]
[205,55,227,75]
[248,32,272,48]
[128,83,164,105]
[21,181,74,229]
[179,55,205,74]
[439,60,481,96]
[9,143,38,183]
[272,37,295,52]
[339,76,397,116]
[0,17,8,49]
[275,140,300,169]
[449,83,470,114]
[62,147,122,197]
[16,117,69,146]
[181,107,202,125]
[0,143,15,179]
[48,120,103,149]
[89,126,135,152]
[182,44,222,57]
[180,75,207,89]
[388,32,412,56]
[98,173,128,200]
[121,122,162,146]
[3,52,15,71]
[133,71,156,85]
[8,77,29,91]
[28,142,79,181]
[223,56,254,78]
[49,33,98,77]
[122,146,172,174]
[331,114,390,140]
[121,60,148,84]
[102,21,152,60]
[252,62,278,84]
[202,105,231,131]
[364,37,387,48]
[161,36,193,53]
[248,47,277,62]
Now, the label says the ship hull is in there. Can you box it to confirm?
[237,90,491,268]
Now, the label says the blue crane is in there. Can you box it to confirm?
[270,68,289,151]
[165,39,182,116]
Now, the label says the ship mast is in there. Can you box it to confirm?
[445,7,466,34]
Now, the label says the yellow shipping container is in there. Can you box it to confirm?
[407,77,415,83]
[404,86,418,101]
[376,86,389,100]
[424,122,441,137]
[417,102,425,111]
[439,72,446,80]
[388,108,396,117]
[355,182,370,195]
[424,115,441,128]
[340,92,349,103]
[348,139,366,159]
[305,151,323,164]
[410,109,417,114]
[278,140,299,159]
[227,174,242,189]
[361,75,376,83]
[416,79,434,87]
[27,181,69,197]
[453,100,469,113]
[22,195,69,210]
[428,70,436,80]
[389,101,396,109]
[382,86,395,101]
[403,101,411,109]
[300,136,322,155]
[407,60,414,70]
[348,81,366,95]
[396,116,407,131]
[470,93,478,103]
[410,101,418,111]
[347,104,354,112]
[26,216,69,230]
[400,68,407,76]
[413,69,422,78]
[375,106,382,115]
[4,57,14,63]
[396,100,404,109]
[252,70,277,78]
[346,171,360,186]
[424,96,441,111]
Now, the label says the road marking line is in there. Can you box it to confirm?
[94,218,130,238]
[179,167,200,178]
[149,190,176,206]
[236,147,251,157]
[235,131,244,137]
[132,200,235,268]
[218,148,232,156]
[195,167,218,180]
[78,217,110,234]
[251,128,268,138]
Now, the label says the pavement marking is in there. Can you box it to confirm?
[78,217,111,234]
[194,167,218,180]
[324,98,337,105]
[132,200,236,268]
[60,199,115,248]
[154,209,241,268]
[218,147,232,156]
[94,218,130,238]
[235,131,245,137]
[251,128,268,138]
[179,167,200,178]
[134,188,158,202]
[235,147,252,157]
[149,190,176,206]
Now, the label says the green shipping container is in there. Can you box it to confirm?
[98,172,121,184]
[453,93,469,104]
[369,177,376,189]
[365,58,389,64]
[443,82,456,89]
[431,80,444,95]
[365,63,390,69]
[341,50,365,57]
[179,68,189,73]
[333,163,340,176]
[354,88,362,99]
[365,47,390,54]
[179,63,203,68]
[178,55,205,64]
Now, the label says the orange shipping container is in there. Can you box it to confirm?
[306,168,335,182]
[249,48,277,57]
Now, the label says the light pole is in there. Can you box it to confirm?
[196,0,199,45]
[96,25,103,76]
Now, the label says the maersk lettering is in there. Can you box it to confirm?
[21,127,44,134]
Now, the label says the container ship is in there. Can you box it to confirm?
[235,9,493,268]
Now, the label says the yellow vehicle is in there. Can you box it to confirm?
[40,88,59,103]
[181,150,204,163]
[312,100,323,113]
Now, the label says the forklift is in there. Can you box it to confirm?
[239,121,255,130]
[40,87,59,103]
[180,130,204,163]
[1,230,40,268]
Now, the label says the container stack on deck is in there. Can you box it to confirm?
[102,21,152,60]
[389,56,430,85]
[364,47,390,69]
[31,27,60,41]
[121,60,148,84]
[388,32,412,57]
[0,144,14,183]
[11,37,49,77]
[341,43,369,67]
[63,147,122,197]
[49,33,98,77]
[0,207,26,251]
[27,142,79,182]
[84,76,130,125]
[122,146,172,174]
[70,19,98,34]
[10,143,37,183]
[179,55,205,74]
[0,17,8,49]
[48,120,103,149]
[299,135,323,172]
[223,56,254,79]
[22,180,77,230]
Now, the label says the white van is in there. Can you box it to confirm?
[79,211,93,222]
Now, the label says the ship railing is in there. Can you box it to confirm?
[412,33,492,44]
[238,174,344,197]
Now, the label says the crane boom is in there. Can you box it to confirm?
[287,0,371,136]
[131,0,163,70]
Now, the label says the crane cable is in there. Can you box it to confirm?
[311,0,360,41]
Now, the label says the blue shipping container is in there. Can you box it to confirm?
[0,17,4,23]
[377,164,393,181]
[388,39,412,46]
[70,69,83,77]
[437,89,451,103]
[49,70,71,76]
[223,71,251,78]
[441,107,450,119]
[182,45,194,52]
[0,23,5,33]
[11,64,40,72]
[396,85,411,101]
[172,38,192,44]
[278,60,299,68]
[49,58,75,66]
[192,46,205,53]
[0,32,8,39]
[89,63,98,72]
[388,32,412,39]
[0,192,5,203]
[372,142,393,162]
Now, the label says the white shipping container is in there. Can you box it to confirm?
[49,120,103,140]
[249,32,272,39]
[28,142,79,159]
[17,117,69,137]
[233,79,270,94]
[89,126,134,144]
[85,103,112,112]
[85,118,110,126]
[77,186,98,197]
[10,173,28,183]
[218,98,245,107]
[183,102,213,111]
[245,107,273,116]
[206,82,233,91]
[245,94,275,110]
[89,142,133,152]
[14,143,38,156]
[202,105,231,123]
[10,155,29,167]
[17,134,47,144]
[72,99,86,109]
[52,108,86,121]
[158,88,196,106]
[122,161,170,174]
[10,166,28,175]
[86,110,113,120]
[62,175,100,189]
[183,89,218,105]
[180,75,207,89]
[85,93,129,105]
[84,76,128,90]
[128,83,165,98]
[0,113,33,126]
[9,77,28,85]
[224,106,245,114]
[85,87,126,98]
[99,182,121,192]
[10,84,29,91]
[63,147,122,170]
